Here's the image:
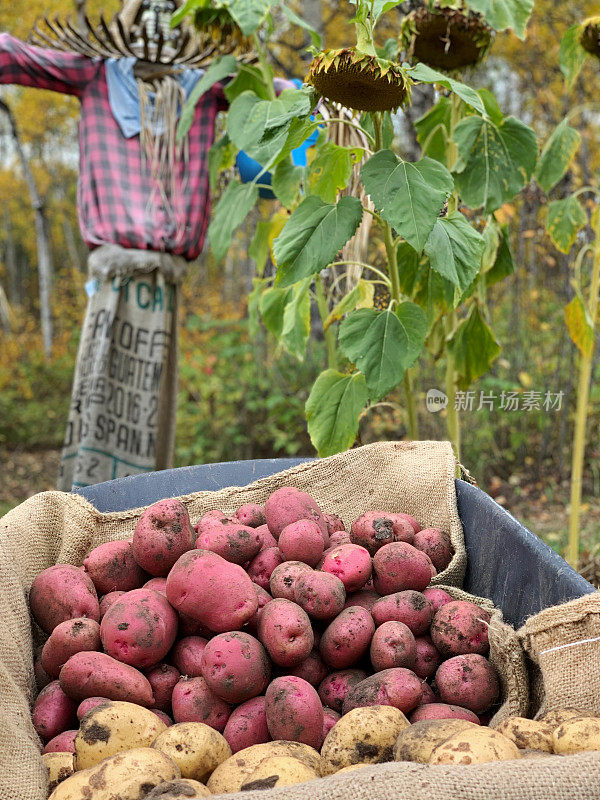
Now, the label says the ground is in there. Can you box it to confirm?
[1,447,598,587]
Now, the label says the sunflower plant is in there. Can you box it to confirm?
[177,0,539,458]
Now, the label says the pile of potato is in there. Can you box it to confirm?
[29,487,600,799]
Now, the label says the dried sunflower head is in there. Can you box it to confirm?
[193,2,250,52]
[306,48,412,112]
[400,6,493,71]
[580,17,600,59]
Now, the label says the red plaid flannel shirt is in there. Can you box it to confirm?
[0,34,225,260]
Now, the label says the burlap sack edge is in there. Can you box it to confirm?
[518,593,600,649]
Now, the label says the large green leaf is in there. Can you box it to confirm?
[481,217,501,274]
[414,97,452,165]
[565,293,594,358]
[339,304,427,401]
[208,181,258,262]
[361,150,454,252]
[177,55,237,139]
[221,0,275,35]
[453,115,538,213]
[324,281,374,329]
[485,225,515,286]
[305,370,368,457]
[406,63,485,114]
[259,278,311,360]
[273,196,363,287]
[559,24,588,88]
[224,64,272,103]
[272,159,304,209]
[424,212,484,293]
[546,197,588,254]
[535,118,581,194]
[248,219,273,276]
[466,0,533,39]
[208,134,236,193]
[308,143,364,204]
[281,4,322,48]
[448,305,501,390]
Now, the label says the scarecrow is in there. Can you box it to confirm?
[0,1,240,489]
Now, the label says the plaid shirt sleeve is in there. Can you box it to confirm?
[0,34,99,97]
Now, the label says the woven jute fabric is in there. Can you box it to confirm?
[519,593,600,717]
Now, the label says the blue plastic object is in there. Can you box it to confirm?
[75,459,595,628]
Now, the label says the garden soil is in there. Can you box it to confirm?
[0,440,599,799]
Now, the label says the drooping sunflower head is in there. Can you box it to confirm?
[400,5,493,71]
[580,17,600,59]
[306,48,412,113]
[192,1,251,52]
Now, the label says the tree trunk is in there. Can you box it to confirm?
[0,99,54,358]
[3,208,20,306]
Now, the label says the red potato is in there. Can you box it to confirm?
[194,510,233,537]
[146,663,180,712]
[317,669,368,713]
[151,709,173,726]
[77,697,110,720]
[100,588,178,669]
[409,702,480,724]
[235,504,266,527]
[372,542,432,595]
[320,606,375,669]
[34,655,53,691]
[278,520,325,567]
[59,651,155,706]
[42,730,78,754]
[329,531,352,548]
[269,561,313,601]
[320,544,372,593]
[255,524,278,552]
[342,667,423,715]
[133,498,195,577]
[324,512,345,535]
[321,707,341,746]
[430,600,491,657]
[201,632,271,704]
[412,528,454,573]
[195,521,262,565]
[419,681,439,705]
[422,587,453,614]
[289,649,329,687]
[166,549,258,632]
[170,636,208,678]
[29,565,100,634]
[83,540,146,594]
[264,487,329,545]
[245,585,273,633]
[177,613,211,639]
[144,578,168,595]
[223,696,270,753]
[343,590,380,612]
[171,676,231,732]
[434,654,500,713]
[395,513,420,534]
[412,636,442,680]
[257,599,314,667]
[99,591,125,619]
[294,572,346,620]
[371,591,434,635]
[370,621,417,672]
[41,617,101,678]
[246,547,284,591]
[265,676,324,749]
[349,512,414,555]
[32,681,78,741]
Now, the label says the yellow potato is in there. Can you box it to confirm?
[240,756,320,790]
[143,778,212,798]
[152,722,231,782]
[538,708,588,728]
[429,727,521,764]
[48,747,180,800]
[43,753,74,793]
[394,719,478,764]
[74,700,166,770]
[553,717,600,754]
[494,717,554,752]
[207,741,322,794]
[334,763,371,774]
[520,748,559,759]
[321,705,410,776]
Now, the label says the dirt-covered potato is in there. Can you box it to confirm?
[240,756,320,790]
[320,705,410,776]
[429,726,521,764]
[48,747,180,800]
[333,762,371,774]
[553,717,600,754]
[151,722,232,781]
[143,778,212,798]
[393,718,478,763]
[494,717,554,752]
[74,700,166,770]
[43,753,74,794]
[538,707,588,727]
[207,741,322,794]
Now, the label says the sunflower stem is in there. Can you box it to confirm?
[253,32,276,100]
[315,274,338,370]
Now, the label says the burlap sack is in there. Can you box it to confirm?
[519,593,600,717]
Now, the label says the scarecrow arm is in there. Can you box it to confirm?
[0,33,99,96]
